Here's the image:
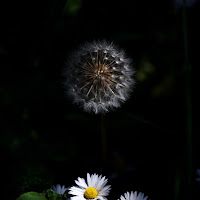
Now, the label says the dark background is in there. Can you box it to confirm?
[0,0,199,199]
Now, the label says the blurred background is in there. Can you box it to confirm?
[0,0,199,199]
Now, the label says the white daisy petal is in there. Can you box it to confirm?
[120,196,126,200]
[138,192,143,200]
[87,173,92,187]
[58,186,62,194]
[95,196,105,200]
[96,176,106,190]
[69,186,85,195]
[70,188,84,194]
[76,177,88,189]
[144,196,148,200]
[119,191,148,200]
[69,190,82,195]
[62,185,67,194]
[124,192,128,199]
[94,174,100,187]
[98,185,111,196]
[133,191,137,199]
[90,174,96,187]
[71,196,85,200]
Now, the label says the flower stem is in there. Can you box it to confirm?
[100,114,107,165]
[182,0,192,185]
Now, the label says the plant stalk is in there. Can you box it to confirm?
[182,0,192,185]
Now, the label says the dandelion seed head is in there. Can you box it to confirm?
[64,40,135,114]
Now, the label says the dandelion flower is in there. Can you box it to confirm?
[69,173,111,200]
[52,184,68,195]
[118,191,148,200]
[64,40,135,114]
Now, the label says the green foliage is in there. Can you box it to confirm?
[17,162,53,194]
[63,0,82,16]
[16,190,68,200]
[46,189,64,200]
[16,192,47,200]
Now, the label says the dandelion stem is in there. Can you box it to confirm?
[182,0,192,185]
[100,114,107,165]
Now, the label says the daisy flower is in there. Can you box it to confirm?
[118,191,148,200]
[69,173,111,200]
[52,184,68,195]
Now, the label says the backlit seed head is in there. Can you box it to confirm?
[63,40,135,114]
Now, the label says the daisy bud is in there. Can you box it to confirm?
[63,40,135,114]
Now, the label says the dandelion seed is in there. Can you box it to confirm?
[118,191,148,200]
[64,40,135,114]
[69,173,111,200]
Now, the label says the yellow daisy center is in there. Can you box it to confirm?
[84,187,98,199]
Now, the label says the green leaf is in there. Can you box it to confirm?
[16,192,47,200]
[46,189,64,200]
